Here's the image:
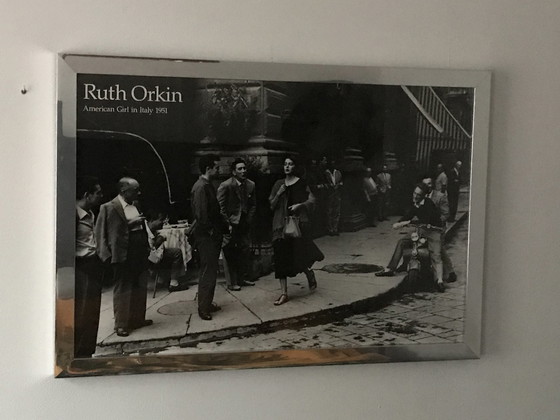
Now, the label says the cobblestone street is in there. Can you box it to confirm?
[147,219,468,356]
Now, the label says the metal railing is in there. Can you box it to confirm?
[401,86,472,169]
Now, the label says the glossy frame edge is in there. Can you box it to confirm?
[55,53,491,378]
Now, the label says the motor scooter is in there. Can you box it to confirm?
[394,220,443,292]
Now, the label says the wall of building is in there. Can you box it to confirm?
[1,1,559,419]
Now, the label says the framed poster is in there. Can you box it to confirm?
[55,54,490,377]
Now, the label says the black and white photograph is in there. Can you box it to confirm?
[56,55,490,377]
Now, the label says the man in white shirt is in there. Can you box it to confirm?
[362,167,378,227]
[95,177,153,337]
[75,176,104,357]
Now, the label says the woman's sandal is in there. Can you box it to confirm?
[306,270,317,291]
[274,294,289,306]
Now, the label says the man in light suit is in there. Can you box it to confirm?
[423,176,456,283]
[217,158,257,290]
[435,163,448,194]
[95,177,152,337]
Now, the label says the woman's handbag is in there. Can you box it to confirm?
[283,216,301,238]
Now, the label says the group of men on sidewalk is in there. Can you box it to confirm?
[305,157,394,237]
[74,155,257,357]
[189,155,256,320]
[75,176,165,357]
[362,160,463,227]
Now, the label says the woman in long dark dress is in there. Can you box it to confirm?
[268,157,324,305]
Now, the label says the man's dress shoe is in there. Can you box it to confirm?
[239,280,255,286]
[198,310,212,321]
[115,328,129,337]
[375,269,395,277]
[168,283,189,292]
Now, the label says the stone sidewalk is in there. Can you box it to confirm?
[158,218,469,355]
[95,190,469,356]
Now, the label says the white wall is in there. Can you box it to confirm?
[1,1,559,419]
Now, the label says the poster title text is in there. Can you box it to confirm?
[83,83,183,103]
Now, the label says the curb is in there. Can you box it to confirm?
[95,279,406,357]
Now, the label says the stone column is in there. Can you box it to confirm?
[192,80,296,172]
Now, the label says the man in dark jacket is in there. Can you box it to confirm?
[217,158,256,290]
[191,154,228,320]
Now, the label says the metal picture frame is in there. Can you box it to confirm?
[56,54,490,377]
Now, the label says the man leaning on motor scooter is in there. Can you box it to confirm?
[375,182,446,292]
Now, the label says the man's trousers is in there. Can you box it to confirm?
[194,231,222,312]
[75,255,102,357]
[112,230,149,329]
[222,221,251,287]
[326,191,341,234]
